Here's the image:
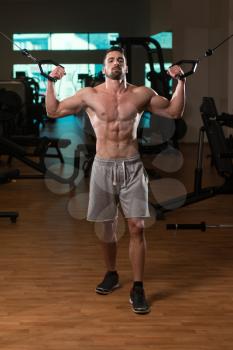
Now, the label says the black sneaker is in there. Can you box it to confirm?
[95,271,120,295]
[129,286,150,314]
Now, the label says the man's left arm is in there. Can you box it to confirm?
[146,65,186,119]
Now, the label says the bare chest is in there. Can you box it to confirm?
[85,91,145,123]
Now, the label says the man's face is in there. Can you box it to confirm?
[103,51,128,80]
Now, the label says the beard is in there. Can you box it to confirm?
[105,68,124,80]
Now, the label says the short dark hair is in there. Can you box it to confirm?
[103,46,126,63]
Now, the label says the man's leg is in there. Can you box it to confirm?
[95,218,120,294]
[128,218,146,281]
[100,219,118,271]
[128,217,150,314]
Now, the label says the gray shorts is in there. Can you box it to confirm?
[87,153,150,222]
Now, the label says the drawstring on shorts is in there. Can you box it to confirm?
[112,160,126,187]
[113,162,117,186]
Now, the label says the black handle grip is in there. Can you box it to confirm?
[166,222,206,231]
[20,49,63,82]
[38,60,64,82]
[171,59,199,79]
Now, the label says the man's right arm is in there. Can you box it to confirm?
[46,81,86,118]
[45,66,89,118]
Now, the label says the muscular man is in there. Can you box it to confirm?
[46,46,186,314]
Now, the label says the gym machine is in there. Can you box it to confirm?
[145,32,233,219]
[0,32,71,164]
[154,96,233,219]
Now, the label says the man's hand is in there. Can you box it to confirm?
[167,65,185,81]
[49,65,66,81]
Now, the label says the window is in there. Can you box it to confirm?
[13,33,119,51]
[13,33,50,50]
[88,33,119,50]
[150,32,172,49]
[50,33,89,50]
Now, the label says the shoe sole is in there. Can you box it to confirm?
[95,283,120,295]
[129,297,151,314]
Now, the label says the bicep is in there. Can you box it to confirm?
[57,93,84,116]
[147,94,171,118]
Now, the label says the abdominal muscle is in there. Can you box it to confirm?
[96,138,139,159]
[93,119,140,159]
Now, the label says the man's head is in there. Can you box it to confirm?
[102,46,128,80]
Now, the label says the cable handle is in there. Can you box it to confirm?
[37,60,64,82]
[20,49,63,82]
[19,49,61,82]
[170,59,199,79]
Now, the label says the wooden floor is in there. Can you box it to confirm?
[0,118,233,350]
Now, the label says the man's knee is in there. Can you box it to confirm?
[127,218,145,237]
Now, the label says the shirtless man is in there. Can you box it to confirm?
[46,46,186,314]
